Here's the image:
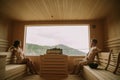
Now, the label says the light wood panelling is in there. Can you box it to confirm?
[104,6,120,44]
[0,39,9,51]
[0,0,117,21]
[104,6,120,74]
[0,17,12,51]
[104,6,120,53]
[98,51,111,68]
[21,75,84,80]
[40,54,68,77]
[26,56,85,73]
[83,66,120,80]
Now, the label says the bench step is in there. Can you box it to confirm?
[83,66,120,80]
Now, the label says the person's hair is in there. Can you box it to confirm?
[91,39,98,44]
[13,40,20,48]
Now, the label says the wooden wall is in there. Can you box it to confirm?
[104,9,120,53]
[0,16,12,52]
[104,9,120,73]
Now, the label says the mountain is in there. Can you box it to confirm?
[53,44,85,56]
[25,43,86,56]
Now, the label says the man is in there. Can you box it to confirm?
[72,39,101,74]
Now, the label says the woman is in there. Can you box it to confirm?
[9,40,37,74]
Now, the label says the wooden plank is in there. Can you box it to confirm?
[83,66,120,80]
[98,51,112,70]
[40,54,68,77]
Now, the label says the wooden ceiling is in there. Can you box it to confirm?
[0,0,119,21]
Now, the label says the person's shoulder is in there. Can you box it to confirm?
[93,47,101,53]
[91,46,97,50]
[92,46,100,50]
[91,46,101,53]
[96,47,101,51]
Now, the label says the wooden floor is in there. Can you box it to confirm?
[21,75,84,80]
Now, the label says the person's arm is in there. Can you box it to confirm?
[8,46,14,52]
[84,52,89,60]
[95,53,100,64]
[12,48,17,56]
[93,48,101,63]
[20,48,26,58]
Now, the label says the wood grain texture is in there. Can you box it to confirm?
[83,66,120,80]
[97,51,111,69]
[0,54,6,80]
[0,17,11,51]
[21,75,84,80]
[40,54,68,77]
[104,4,120,74]
[0,0,118,21]
[26,56,86,74]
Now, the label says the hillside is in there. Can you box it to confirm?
[25,43,86,56]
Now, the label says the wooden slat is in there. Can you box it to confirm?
[0,0,117,21]
[0,52,15,64]
[98,51,112,70]
[40,54,68,77]
[107,65,116,72]
[83,66,120,80]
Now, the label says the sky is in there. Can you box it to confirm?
[26,25,89,52]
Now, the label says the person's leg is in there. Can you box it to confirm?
[22,58,34,74]
[23,58,37,74]
[74,63,82,74]
[71,64,77,74]
[74,61,88,74]
[29,60,38,74]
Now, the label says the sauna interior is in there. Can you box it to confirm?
[0,0,120,80]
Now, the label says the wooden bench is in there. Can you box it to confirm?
[0,52,27,80]
[83,50,120,80]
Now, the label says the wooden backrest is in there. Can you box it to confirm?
[106,51,118,72]
[98,50,112,69]
[105,51,120,75]
[0,52,16,64]
[40,54,68,77]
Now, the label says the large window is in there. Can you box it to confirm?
[25,25,89,56]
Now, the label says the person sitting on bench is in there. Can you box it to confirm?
[8,40,38,74]
[72,39,101,74]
